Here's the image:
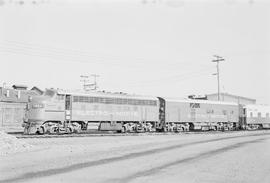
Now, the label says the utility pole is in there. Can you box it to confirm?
[80,75,90,91]
[90,74,100,91]
[80,74,100,91]
[212,55,225,101]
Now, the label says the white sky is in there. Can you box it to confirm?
[0,0,269,104]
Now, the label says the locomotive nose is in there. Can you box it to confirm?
[26,96,48,122]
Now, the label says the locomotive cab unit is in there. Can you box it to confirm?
[23,89,160,134]
[23,89,66,134]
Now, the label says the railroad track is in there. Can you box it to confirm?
[11,130,240,139]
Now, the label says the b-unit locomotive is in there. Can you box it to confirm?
[163,98,239,131]
[22,89,270,134]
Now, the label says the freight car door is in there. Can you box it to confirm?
[65,95,72,120]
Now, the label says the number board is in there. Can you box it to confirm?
[190,103,200,108]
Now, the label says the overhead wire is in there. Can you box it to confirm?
[0,40,210,69]
[117,67,215,87]
[0,40,215,89]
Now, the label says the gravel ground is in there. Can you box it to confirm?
[0,131,32,156]
[0,131,270,183]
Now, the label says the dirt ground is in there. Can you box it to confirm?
[1,131,270,183]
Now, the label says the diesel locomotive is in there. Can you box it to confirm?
[22,89,270,134]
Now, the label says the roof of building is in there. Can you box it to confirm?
[206,93,256,101]
[0,86,40,103]
[31,86,44,95]
[12,84,28,90]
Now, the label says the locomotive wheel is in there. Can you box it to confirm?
[181,127,185,131]
[66,127,73,134]
[37,126,45,135]
[48,127,58,134]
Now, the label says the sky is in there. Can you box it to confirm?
[0,0,269,104]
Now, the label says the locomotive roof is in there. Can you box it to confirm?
[164,97,238,106]
[56,90,158,101]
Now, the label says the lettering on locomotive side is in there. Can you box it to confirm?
[32,103,44,108]
[73,110,139,117]
[187,113,227,119]
[190,103,200,108]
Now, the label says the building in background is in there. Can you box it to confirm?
[0,85,42,132]
[206,93,256,105]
